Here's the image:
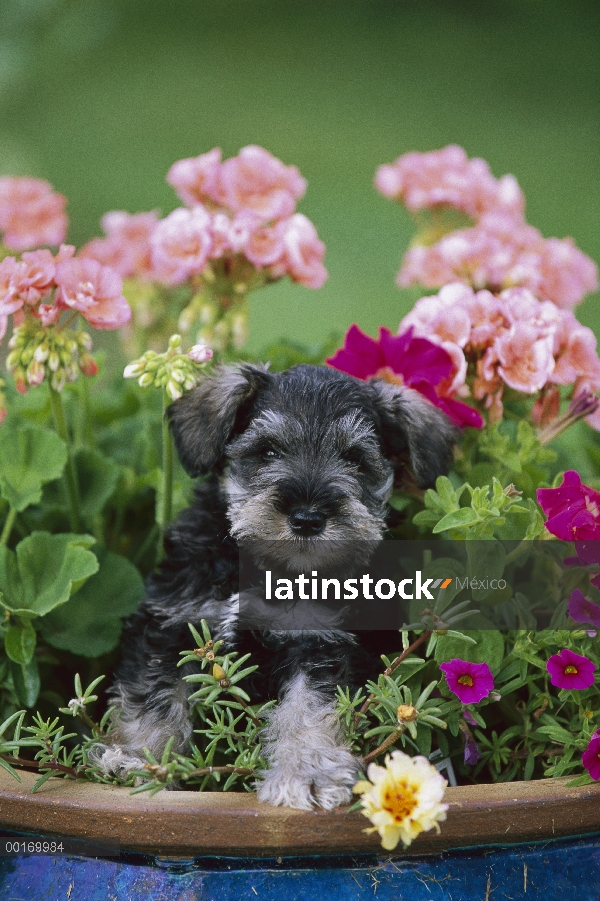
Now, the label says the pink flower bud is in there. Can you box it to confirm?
[188,344,213,363]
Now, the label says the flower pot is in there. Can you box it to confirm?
[0,769,599,899]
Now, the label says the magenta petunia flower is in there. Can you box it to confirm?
[546,647,596,690]
[326,324,483,430]
[439,659,494,704]
[582,730,600,781]
[568,589,600,629]
[537,471,600,542]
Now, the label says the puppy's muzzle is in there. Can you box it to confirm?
[288,507,327,536]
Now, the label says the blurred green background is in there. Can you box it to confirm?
[1,0,599,358]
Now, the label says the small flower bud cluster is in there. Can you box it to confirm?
[123,333,213,401]
[178,291,249,353]
[193,638,215,661]
[6,320,98,394]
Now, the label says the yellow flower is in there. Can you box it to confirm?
[353,750,448,851]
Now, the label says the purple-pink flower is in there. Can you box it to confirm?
[546,648,596,690]
[537,471,600,542]
[326,324,483,430]
[568,590,600,629]
[582,730,600,780]
[439,659,494,704]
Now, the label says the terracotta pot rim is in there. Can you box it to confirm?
[0,770,598,858]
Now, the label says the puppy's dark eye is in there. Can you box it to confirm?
[262,447,280,461]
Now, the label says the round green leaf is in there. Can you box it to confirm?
[0,532,98,617]
[41,549,144,657]
[0,426,67,512]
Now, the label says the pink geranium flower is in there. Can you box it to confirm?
[243,220,286,268]
[54,257,131,329]
[439,659,494,704]
[80,210,159,280]
[397,217,598,310]
[375,145,525,221]
[278,214,328,289]
[149,206,213,285]
[582,730,600,780]
[492,325,555,393]
[568,590,600,629]
[327,324,483,430]
[0,177,68,251]
[216,145,306,221]
[166,148,223,207]
[537,471,600,541]
[546,648,596,690]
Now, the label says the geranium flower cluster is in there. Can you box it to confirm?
[0,244,131,395]
[0,177,68,254]
[376,146,598,309]
[375,144,525,221]
[81,146,328,291]
[399,282,600,425]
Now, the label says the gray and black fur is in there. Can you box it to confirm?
[91,363,455,809]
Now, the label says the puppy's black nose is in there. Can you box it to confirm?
[288,509,327,536]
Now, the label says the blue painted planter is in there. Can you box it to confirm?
[0,770,599,900]
[1,832,599,900]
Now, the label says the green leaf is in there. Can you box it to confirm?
[0,426,67,512]
[10,657,40,708]
[42,448,120,521]
[565,773,594,787]
[75,449,121,519]
[433,507,480,534]
[435,629,505,674]
[0,532,98,617]
[4,621,36,666]
[40,549,144,657]
[467,542,506,600]
[387,492,412,513]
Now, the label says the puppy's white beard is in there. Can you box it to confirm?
[225,475,386,545]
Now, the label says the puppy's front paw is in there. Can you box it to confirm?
[87,744,147,782]
[257,747,362,810]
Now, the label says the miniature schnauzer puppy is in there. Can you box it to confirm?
[91,363,455,809]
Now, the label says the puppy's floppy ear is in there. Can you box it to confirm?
[168,363,271,476]
[368,379,456,488]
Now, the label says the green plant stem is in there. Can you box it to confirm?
[353,630,433,730]
[160,391,174,541]
[49,386,81,532]
[362,726,406,765]
[183,765,254,780]
[132,522,160,566]
[80,376,95,449]
[0,507,16,546]
[76,708,105,736]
